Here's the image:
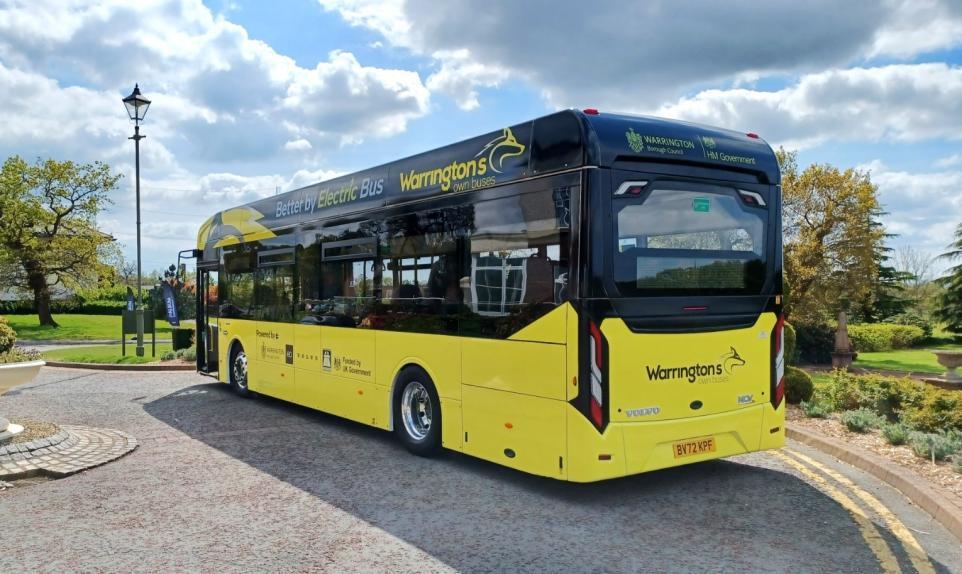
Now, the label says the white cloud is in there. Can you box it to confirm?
[935,153,962,168]
[284,138,313,151]
[653,64,962,149]
[0,0,431,166]
[319,0,962,111]
[869,0,962,58]
[425,49,509,111]
[862,162,962,264]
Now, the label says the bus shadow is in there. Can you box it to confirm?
[144,383,949,573]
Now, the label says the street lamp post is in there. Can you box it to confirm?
[122,84,151,357]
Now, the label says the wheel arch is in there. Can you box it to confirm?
[387,359,443,432]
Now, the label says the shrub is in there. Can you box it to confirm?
[908,431,962,462]
[794,322,835,365]
[820,370,925,420]
[900,388,962,433]
[847,323,925,352]
[841,408,882,433]
[0,348,41,364]
[160,350,176,361]
[954,456,962,474]
[784,366,814,404]
[175,347,196,361]
[847,324,890,352]
[884,311,934,338]
[801,400,831,418]
[784,322,797,365]
[0,316,16,353]
[882,422,910,445]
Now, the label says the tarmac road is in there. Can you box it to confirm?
[1,367,960,573]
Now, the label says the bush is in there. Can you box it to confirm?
[0,316,16,353]
[171,328,195,351]
[882,423,910,445]
[801,400,831,418]
[847,323,925,352]
[0,297,126,316]
[0,348,41,364]
[908,431,962,462]
[884,311,934,338]
[954,456,962,474]
[794,322,835,364]
[899,388,962,433]
[784,366,814,404]
[175,347,196,361]
[841,408,883,433]
[820,370,923,419]
[784,322,797,365]
[160,350,176,361]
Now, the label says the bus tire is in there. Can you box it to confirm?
[229,343,252,398]
[394,367,442,456]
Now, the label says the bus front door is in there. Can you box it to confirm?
[198,267,219,375]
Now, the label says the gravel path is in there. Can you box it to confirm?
[1,367,960,573]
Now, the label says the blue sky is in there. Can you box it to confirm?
[0,0,960,278]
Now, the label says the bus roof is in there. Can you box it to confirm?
[197,110,779,251]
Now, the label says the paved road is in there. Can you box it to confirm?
[1,368,960,573]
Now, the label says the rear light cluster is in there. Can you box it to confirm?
[771,314,785,408]
[588,321,605,429]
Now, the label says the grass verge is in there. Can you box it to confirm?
[42,343,175,364]
[4,314,175,341]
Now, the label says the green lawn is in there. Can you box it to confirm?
[42,343,175,364]
[853,342,962,375]
[3,314,175,341]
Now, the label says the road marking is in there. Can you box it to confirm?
[771,450,901,574]
[785,448,935,574]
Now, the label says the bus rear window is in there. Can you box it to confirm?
[613,187,767,296]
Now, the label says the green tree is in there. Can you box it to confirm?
[0,156,120,326]
[777,149,886,324]
[934,222,962,333]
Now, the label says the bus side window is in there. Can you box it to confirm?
[462,188,569,337]
[222,248,254,319]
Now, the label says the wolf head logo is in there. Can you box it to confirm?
[476,127,526,173]
[722,347,746,374]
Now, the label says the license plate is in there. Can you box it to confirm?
[672,436,716,458]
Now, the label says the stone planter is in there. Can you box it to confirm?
[0,359,45,396]
[0,359,45,443]
[933,350,962,383]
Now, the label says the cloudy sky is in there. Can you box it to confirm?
[1,0,960,275]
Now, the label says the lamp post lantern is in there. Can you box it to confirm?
[122,84,151,357]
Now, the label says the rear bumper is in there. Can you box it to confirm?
[565,402,785,482]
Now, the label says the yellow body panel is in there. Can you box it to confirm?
[462,385,566,479]
[507,303,567,344]
[293,324,322,372]
[603,313,777,423]
[320,326,376,384]
[209,307,784,482]
[374,331,461,399]
[461,338,566,400]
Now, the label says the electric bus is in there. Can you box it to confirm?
[192,109,785,482]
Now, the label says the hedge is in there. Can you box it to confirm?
[794,322,834,365]
[817,370,962,433]
[847,323,925,352]
[0,298,127,316]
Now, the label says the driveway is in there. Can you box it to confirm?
[1,368,960,573]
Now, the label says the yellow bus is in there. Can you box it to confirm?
[193,110,785,482]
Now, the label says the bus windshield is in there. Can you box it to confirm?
[612,185,768,296]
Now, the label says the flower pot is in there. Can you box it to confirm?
[933,350,962,383]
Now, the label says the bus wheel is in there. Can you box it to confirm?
[229,344,251,397]
[394,368,442,456]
